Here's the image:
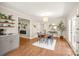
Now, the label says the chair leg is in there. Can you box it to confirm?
[50,40,52,45]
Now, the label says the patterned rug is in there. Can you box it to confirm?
[32,39,56,50]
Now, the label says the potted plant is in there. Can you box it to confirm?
[58,21,66,39]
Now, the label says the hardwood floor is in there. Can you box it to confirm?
[6,37,74,56]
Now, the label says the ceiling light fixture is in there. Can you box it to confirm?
[43,16,48,22]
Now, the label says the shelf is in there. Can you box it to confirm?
[0,22,15,24]
[0,26,15,28]
[0,18,15,28]
[0,19,15,21]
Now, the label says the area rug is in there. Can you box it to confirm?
[32,39,56,50]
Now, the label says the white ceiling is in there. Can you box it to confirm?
[0,2,77,21]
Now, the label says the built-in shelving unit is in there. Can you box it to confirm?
[0,13,15,35]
